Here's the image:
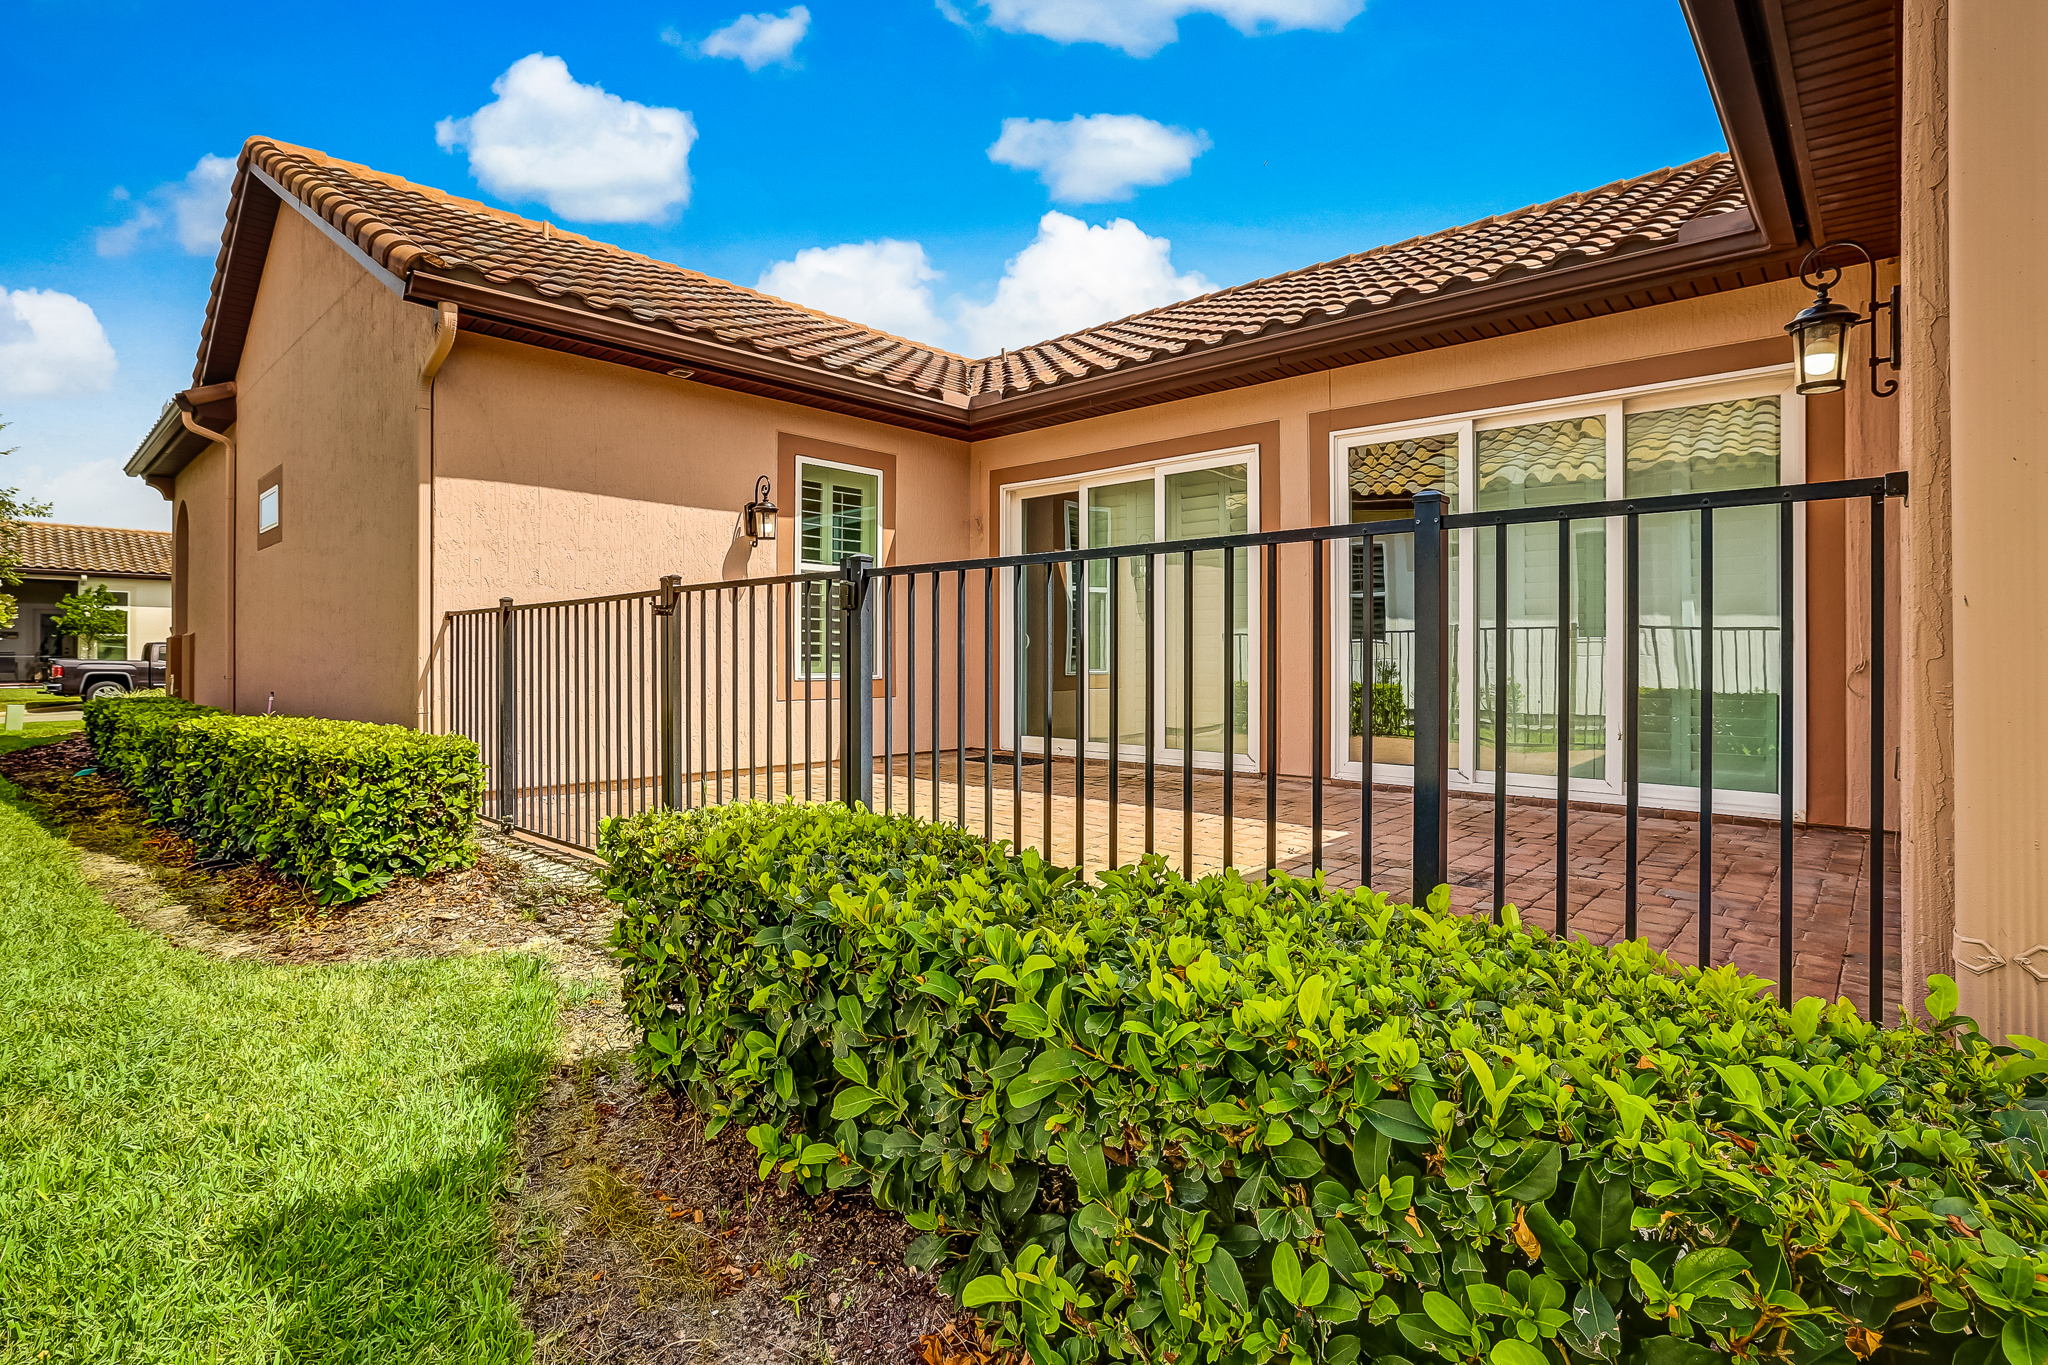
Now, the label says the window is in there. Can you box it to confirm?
[1332,372,1798,811]
[91,590,130,661]
[256,467,284,548]
[796,458,881,678]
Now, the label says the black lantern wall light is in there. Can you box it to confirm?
[1784,240,1900,398]
[742,475,778,544]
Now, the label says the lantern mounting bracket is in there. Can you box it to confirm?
[1795,241,1900,399]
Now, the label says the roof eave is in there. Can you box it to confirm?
[406,271,977,439]
[124,384,238,493]
[15,567,172,581]
[963,211,1786,437]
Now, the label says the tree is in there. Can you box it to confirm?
[53,585,127,658]
[0,418,54,632]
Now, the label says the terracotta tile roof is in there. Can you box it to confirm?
[215,140,1747,410]
[971,155,1747,397]
[13,522,173,577]
[236,139,973,398]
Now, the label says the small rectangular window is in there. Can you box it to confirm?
[256,467,284,547]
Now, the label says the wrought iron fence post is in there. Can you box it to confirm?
[1410,491,1451,905]
[656,574,683,810]
[496,596,517,826]
[838,554,875,808]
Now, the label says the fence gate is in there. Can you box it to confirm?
[434,473,1906,1016]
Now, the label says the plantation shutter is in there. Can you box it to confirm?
[797,461,881,677]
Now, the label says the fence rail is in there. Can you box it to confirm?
[433,472,1905,1014]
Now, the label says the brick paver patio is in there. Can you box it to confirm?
[846,753,1900,1009]
[529,748,1901,1011]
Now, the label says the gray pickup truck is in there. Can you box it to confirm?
[44,641,168,701]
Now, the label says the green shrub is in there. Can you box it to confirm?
[607,802,2048,1364]
[84,693,483,902]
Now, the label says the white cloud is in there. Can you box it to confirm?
[756,240,948,342]
[955,212,1213,353]
[698,6,811,69]
[988,114,1208,202]
[759,216,1211,356]
[973,0,1363,55]
[21,462,170,532]
[435,54,696,223]
[0,290,117,399]
[95,154,237,257]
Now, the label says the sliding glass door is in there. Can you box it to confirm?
[1334,379,1797,814]
[1008,451,1255,768]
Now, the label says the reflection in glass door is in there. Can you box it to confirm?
[1017,492,1079,744]
[1474,417,1608,782]
[1335,383,1793,813]
[1342,433,1458,772]
[1010,453,1254,768]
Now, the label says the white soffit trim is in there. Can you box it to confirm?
[250,165,407,297]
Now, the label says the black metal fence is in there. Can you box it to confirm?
[433,472,1905,1014]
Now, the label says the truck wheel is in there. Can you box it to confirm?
[82,680,129,701]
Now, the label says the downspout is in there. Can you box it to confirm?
[179,407,235,709]
[417,302,457,726]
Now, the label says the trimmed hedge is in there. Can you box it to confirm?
[606,804,2048,1364]
[84,692,483,902]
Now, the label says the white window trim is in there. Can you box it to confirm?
[1326,366,1807,819]
[793,456,884,682]
[997,444,1262,772]
[794,455,884,573]
[257,484,281,534]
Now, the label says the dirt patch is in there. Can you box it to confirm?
[508,1055,982,1365]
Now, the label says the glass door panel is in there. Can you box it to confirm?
[1474,416,1607,780]
[1084,480,1154,749]
[1163,465,1249,758]
[1344,434,1457,769]
[1625,397,1782,793]
[1017,491,1079,745]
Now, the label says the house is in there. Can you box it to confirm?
[124,1,2047,1036]
[1,523,172,682]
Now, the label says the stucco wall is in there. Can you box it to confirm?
[427,335,972,609]
[188,207,436,724]
[173,444,231,707]
[1914,0,2048,1032]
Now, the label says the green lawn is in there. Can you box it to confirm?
[0,686,66,707]
[0,723,560,1363]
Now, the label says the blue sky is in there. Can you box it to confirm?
[0,0,1724,530]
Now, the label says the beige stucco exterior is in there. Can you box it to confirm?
[173,207,438,722]
[1897,0,2048,1033]
[427,335,973,613]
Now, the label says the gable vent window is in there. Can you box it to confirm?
[256,468,284,548]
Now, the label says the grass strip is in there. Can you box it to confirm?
[0,722,558,1363]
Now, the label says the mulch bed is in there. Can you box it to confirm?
[509,1058,991,1365]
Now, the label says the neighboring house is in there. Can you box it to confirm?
[1,523,172,682]
[124,1,2047,1035]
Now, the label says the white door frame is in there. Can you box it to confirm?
[997,446,1262,773]
[1326,367,1807,819]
